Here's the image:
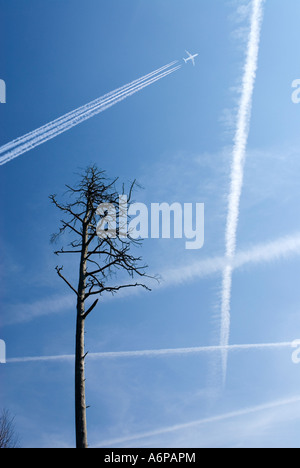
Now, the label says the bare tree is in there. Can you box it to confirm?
[0,410,19,448]
[50,165,154,449]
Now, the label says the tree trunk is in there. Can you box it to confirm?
[75,304,88,448]
[75,213,89,448]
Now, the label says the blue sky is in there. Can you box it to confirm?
[1,0,300,448]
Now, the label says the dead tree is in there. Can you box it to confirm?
[50,165,153,449]
[0,410,19,448]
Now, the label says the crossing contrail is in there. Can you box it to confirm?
[3,230,300,327]
[94,395,300,447]
[0,62,181,165]
[6,340,295,364]
[220,0,265,382]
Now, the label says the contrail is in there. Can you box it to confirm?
[6,340,295,364]
[3,231,300,327]
[94,395,300,447]
[0,62,181,165]
[220,0,265,381]
[0,65,181,165]
[0,61,177,156]
[161,232,300,288]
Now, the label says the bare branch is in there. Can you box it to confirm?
[54,248,82,255]
[82,299,99,320]
[85,282,151,299]
[49,194,85,224]
[70,240,83,249]
[61,220,82,237]
[55,266,78,296]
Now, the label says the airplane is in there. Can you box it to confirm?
[183,50,198,66]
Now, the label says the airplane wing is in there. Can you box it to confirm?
[185,50,192,58]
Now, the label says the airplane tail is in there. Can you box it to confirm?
[183,58,188,63]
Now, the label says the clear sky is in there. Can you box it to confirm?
[1,0,300,448]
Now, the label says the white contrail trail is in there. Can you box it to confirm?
[220,0,265,381]
[0,63,181,165]
[6,340,295,364]
[0,65,181,165]
[161,232,300,287]
[0,61,178,156]
[94,395,300,447]
[3,231,300,327]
